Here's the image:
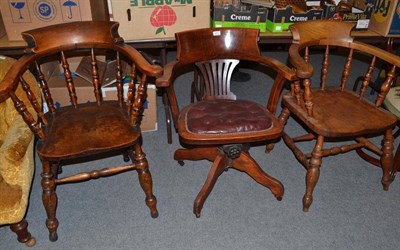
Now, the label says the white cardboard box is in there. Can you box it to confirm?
[108,0,210,40]
[0,0,108,41]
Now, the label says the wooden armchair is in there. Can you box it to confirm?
[0,21,162,241]
[156,28,296,217]
[279,20,399,212]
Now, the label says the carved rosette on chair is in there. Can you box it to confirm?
[156,28,296,217]
[0,21,162,241]
[280,20,399,212]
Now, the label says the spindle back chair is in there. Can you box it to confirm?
[0,21,162,241]
[280,20,398,212]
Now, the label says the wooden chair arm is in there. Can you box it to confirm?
[115,43,163,77]
[155,60,180,88]
[288,44,314,79]
[257,56,297,81]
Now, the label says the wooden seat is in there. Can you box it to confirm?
[38,102,138,159]
[156,28,296,218]
[284,88,396,136]
[279,20,399,212]
[0,21,162,241]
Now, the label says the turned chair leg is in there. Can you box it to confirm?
[41,160,59,242]
[10,219,36,247]
[381,129,395,190]
[132,145,158,218]
[393,144,400,173]
[303,135,324,212]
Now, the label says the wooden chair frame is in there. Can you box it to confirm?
[279,20,399,212]
[157,28,296,217]
[0,21,162,241]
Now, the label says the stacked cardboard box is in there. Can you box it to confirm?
[322,0,374,30]
[266,6,323,32]
[108,0,210,40]
[0,0,108,41]
[211,3,268,32]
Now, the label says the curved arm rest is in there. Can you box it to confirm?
[257,56,297,81]
[115,44,163,77]
[288,44,314,79]
[155,60,180,88]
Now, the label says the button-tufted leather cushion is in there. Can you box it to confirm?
[184,99,273,134]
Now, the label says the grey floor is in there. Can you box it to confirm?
[1,50,400,250]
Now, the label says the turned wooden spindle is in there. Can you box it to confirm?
[35,61,56,113]
[90,48,102,105]
[341,48,353,91]
[60,51,78,108]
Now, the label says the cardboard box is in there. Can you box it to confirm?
[108,0,210,40]
[266,6,323,32]
[0,0,109,41]
[211,4,268,32]
[369,0,400,36]
[42,61,157,132]
[322,0,374,29]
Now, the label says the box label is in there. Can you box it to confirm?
[7,0,85,23]
[1,0,107,40]
[266,6,323,32]
[322,0,374,29]
[130,0,192,6]
[110,0,210,40]
[132,0,194,35]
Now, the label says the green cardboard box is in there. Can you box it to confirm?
[266,6,323,32]
[212,4,267,32]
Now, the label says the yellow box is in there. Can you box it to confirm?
[369,0,400,36]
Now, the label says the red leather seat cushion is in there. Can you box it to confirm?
[184,99,273,134]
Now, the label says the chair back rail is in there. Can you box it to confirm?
[176,28,261,65]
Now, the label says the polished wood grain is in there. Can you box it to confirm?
[0,21,162,241]
[9,219,36,247]
[279,20,399,212]
[156,28,296,218]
